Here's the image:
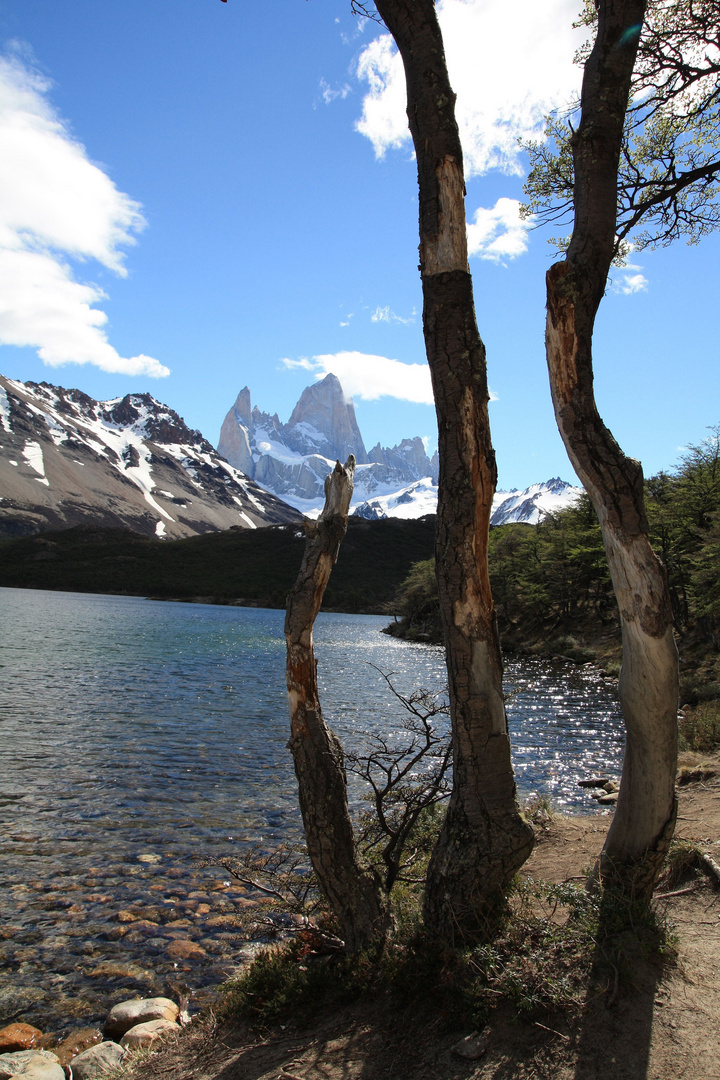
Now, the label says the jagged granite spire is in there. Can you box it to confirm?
[284,374,368,464]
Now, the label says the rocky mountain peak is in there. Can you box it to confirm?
[0,374,300,539]
[284,374,368,464]
[234,387,253,428]
[218,374,437,511]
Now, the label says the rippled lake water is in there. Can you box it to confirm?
[0,587,625,1031]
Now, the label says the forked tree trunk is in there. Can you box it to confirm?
[285,458,390,949]
[374,0,533,940]
[545,0,678,898]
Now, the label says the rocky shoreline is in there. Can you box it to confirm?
[0,856,291,1042]
[1,995,189,1078]
[1,773,625,1080]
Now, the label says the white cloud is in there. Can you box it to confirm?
[280,356,316,371]
[319,78,352,105]
[610,254,649,295]
[355,35,410,157]
[355,0,584,178]
[283,351,434,405]
[467,198,532,263]
[0,52,167,377]
[614,269,649,295]
[371,304,416,324]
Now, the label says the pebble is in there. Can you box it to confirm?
[597,791,619,805]
[578,776,612,788]
[0,1049,64,1080]
[165,939,207,960]
[125,919,160,931]
[451,1032,488,1060]
[0,1024,42,1053]
[42,1028,102,1067]
[116,910,138,923]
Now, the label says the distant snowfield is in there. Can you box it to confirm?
[286,474,584,525]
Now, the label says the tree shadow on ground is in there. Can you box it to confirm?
[570,892,664,1080]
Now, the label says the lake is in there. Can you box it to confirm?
[0,587,624,1030]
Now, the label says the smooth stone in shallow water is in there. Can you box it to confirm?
[0,1025,42,1053]
[165,939,206,960]
[0,1049,64,1080]
[597,791,619,805]
[0,987,47,1021]
[119,1019,181,1048]
[69,1042,125,1080]
[44,1028,102,1067]
[103,997,178,1039]
[578,776,612,788]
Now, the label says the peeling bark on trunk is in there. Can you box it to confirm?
[545,0,678,898]
[374,0,533,940]
[285,458,389,950]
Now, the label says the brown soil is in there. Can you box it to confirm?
[121,758,720,1080]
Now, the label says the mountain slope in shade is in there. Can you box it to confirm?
[0,376,301,539]
[353,476,584,525]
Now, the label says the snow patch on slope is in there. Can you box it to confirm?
[22,440,49,485]
[0,384,11,432]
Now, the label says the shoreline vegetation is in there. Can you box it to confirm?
[386,435,720,706]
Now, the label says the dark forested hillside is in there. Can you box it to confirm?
[0,514,436,614]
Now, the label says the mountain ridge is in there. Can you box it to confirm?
[218,374,583,523]
[218,374,440,512]
[0,375,301,539]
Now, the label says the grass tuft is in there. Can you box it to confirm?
[660,839,706,890]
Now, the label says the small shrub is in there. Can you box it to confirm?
[219,876,676,1034]
[678,700,720,753]
[677,764,718,786]
[546,635,596,664]
[523,794,555,830]
[679,677,720,707]
[220,940,372,1030]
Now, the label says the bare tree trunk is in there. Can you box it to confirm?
[545,0,678,898]
[285,458,390,949]
[374,0,533,940]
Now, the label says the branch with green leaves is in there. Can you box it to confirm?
[522,0,720,257]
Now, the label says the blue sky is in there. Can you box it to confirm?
[0,0,717,491]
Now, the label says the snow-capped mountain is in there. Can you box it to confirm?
[354,476,583,525]
[218,374,439,514]
[489,477,583,525]
[219,375,582,524]
[0,376,301,538]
